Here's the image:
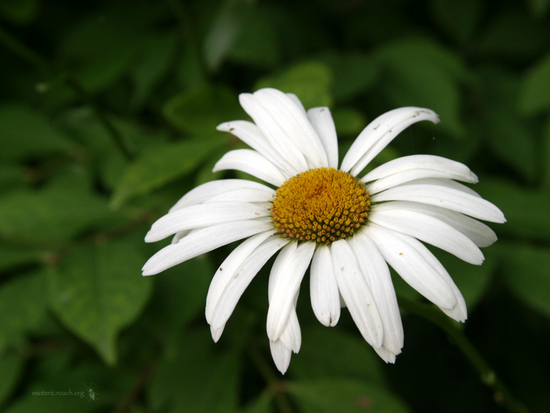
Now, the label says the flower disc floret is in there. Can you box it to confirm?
[271,168,370,244]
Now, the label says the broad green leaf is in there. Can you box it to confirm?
[229,7,280,68]
[143,256,213,353]
[255,61,333,109]
[4,394,97,413]
[0,354,23,406]
[0,172,121,246]
[241,393,274,413]
[318,52,380,102]
[130,34,178,108]
[526,0,550,17]
[0,105,74,161]
[0,271,47,355]
[47,238,152,365]
[0,245,44,273]
[111,138,226,208]
[519,51,550,116]
[478,9,550,61]
[474,178,550,243]
[375,38,467,137]
[429,0,482,44]
[287,378,411,413]
[498,242,550,319]
[544,118,550,189]
[203,0,254,72]
[291,325,385,383]
[163,85,242,136]
[332,108,367,137]
[148,329,240,413]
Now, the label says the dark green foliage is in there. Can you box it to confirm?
[1,0,549,412]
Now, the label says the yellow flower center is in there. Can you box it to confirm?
[271,168,370,244]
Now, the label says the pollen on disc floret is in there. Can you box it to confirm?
[271,168,370,244]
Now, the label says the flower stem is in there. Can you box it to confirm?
[249,344,295,413]
[398,296,531,413]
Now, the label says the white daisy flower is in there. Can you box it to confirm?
[142,88,506,374]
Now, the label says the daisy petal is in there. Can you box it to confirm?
[363,155,478,194]
[142,219,274,276]
[240,93,309,171]
[390,230,467,322]
[371,178,506,223]
[331,239,383,348]
[374,201,497,248]
[206,187,275,203]
[205,230,275,324]
[213,149,286,187]
[307,107,339,169]
[279,303,302,353]
[217,120,297,178]
[310,244,340,326]
[369,202,484,265]
[374,346,398,364]
[341,107,439,176]
[145,202,271,243]
[365,224,457,310]
[270,338,292,374]
[209,236,290,334]
[169,179,272,212]
[267,242,315,341]
[350,232,403,355]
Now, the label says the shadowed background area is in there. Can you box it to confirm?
[1,0,549,412]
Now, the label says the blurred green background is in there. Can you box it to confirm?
[1,0,550,412]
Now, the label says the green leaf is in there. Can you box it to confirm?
[318,52,380,102]
[47,238,152,365]
[241,393,274,413]
[0,245,44,273]
[0,354,23,406]
[519,51,550,116]
[429,0,482,44]
[0,271,47,355]
[4,394,97,413]
[0,105,74,161]
[111,138,226,208]
[375,38,468,137]
[148,330,240,413]
[499,242,550,319]
[474,178,550,243]
[287,378,411,413]
[291,325,385,383]
[255,61,333,109]
[0,172,120,246]
[543,118,550,189]
[203,0,254,72]
[163,85,242,136]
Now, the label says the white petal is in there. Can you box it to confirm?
[266,242,315,341]
[341,107,440,176]
[365,224,457,310]
[240,93,309,172]
[363,155,478,194]
[279,303,302,353]
[307,107,339,169]
[206,187,275,203]
[169,179,272,212]
[371,178,506,223]
[145,202,272,243]
[369,203,484,265]
[372,201,497,248]
[253,88,329,168]
[270,339,292,374]
[310,244,340,326]
[331,239,383,348]
[209,236,290,333]
[205,230,275,324]
[389,229,467,322]
[141,219,274,276]
[286,93,307,114]
[350,232,403,355]
[217,120,297,178]
[373,346,398,364]
[213,149,286,187]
